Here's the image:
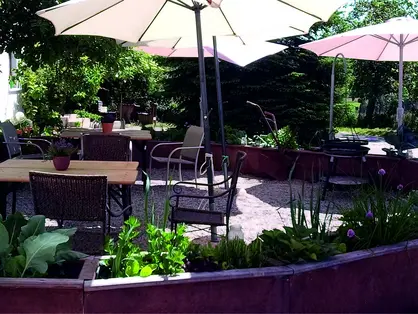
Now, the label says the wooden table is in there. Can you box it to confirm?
[0,159,139,219]
[60,128,151,187]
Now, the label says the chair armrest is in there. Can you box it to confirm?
[150,142,183,158]
[173,176,231,192]
[19,138,52,145]
[107,204,133,218]
[3,141,46,160]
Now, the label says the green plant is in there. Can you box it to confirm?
[104,216,151,278]
[0,213,85,278]
[74,121,81,128]
[74,109,102,122]
[146,224,189,275]
[249,126,298,149]
[214,238,263,270]
[224,126,247,145]
[47,139,77,158]
[336,169,418,251]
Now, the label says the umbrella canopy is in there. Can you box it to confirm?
[124,36,287,67]
[300,16,418,129]
[37,0,348,43]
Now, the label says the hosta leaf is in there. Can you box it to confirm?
[4,255,25,277]
[52,228,77,237]
[139,265,153,277]
[3,212,27,247]
[22,232,68,276]
[19,215,46,243]
[55,250,88,263]
[0,223,10,254]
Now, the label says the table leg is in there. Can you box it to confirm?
[133,140,148,190]
[0,182,8,219]
[122,185,132,220]
[322,156,338,200]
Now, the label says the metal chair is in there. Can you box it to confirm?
[29,171,132,246]
[169,151,246,237]
[0,121,51,160]
[149,125,204,185]
[0,121,52,215]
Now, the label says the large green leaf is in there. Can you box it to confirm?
[19,215,46,243]
[55,250,87,263]
[22,233,68,276]
[52,228,77,237]
[0,223,10,254]
[3,212,27,247]
[4,255,25,277]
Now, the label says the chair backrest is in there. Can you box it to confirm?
[0,121,21,158]
[30,171,107,222]
[181,125,204,160]
[225,151,247,217]
[81,134,131,161]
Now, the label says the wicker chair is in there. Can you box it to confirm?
[0,121,52,215]
[149,125,204,185]
[80,133,133,219]
[169,151,246,237]
[29,171,132,245]
[80,133,132,161]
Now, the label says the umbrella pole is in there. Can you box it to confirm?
[397,35,405,142]
[194,4,217,242]
[213,36,229,189]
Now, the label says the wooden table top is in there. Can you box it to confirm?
[0,160,139,185]
[60,128,152,141]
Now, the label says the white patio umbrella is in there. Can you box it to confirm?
[300,16,418,132]
[37,0,349,241]
[124,36,287,186]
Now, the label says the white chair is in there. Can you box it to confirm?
[149,125,204,184]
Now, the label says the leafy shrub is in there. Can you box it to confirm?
[335,127,392,137]
[333,102,359,127]
[0,213,85,278]
[74,109,102,122]
[403,109,418,133]
[336,169,418,251]
[249,126,298,149]
[224,125,247,145]
[102,216,189,278]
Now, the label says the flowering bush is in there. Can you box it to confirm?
[336,169,418,251]
[9,111,33,137]
[47,139,77,158]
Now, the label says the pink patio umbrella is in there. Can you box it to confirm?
[125,36,287,185]
[300,16,418,132]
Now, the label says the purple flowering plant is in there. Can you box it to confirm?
[47,139,77,158]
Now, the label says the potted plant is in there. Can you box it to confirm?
[47,139,77,171]
[101,112,116,133]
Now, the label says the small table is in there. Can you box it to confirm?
[60,128,152,187]
[0,160,139,219]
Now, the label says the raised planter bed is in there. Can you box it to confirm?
[81,241,418,313]
[0,257,98,314]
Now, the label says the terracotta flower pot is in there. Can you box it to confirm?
[102,122,114,133]
[53,156,71,171]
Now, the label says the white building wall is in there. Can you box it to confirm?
[0,52,21,122]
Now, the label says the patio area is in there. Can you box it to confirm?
[6,167,350,254]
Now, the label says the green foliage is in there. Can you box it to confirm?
[74,109,102,122]
[224,125,247,145]
[336,171,418,251]
[403,109,418,133]
[249,126,298,149]
[146,224,189,275]
[333,102,359,127]
[335,127,392,137]
[0,213,85,278]
[103,216,189,278]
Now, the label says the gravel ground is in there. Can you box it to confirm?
[6,168,354,254]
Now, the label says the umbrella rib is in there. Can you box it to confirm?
[276,0,321,21]
[372,34,398,45]
[169,0,193,9]
[290,26,306,34]
[219,8,237,36]
[404,35,418,46]
[376,39,390,61]
[137,1,170,42]
[318,35,366,56]
[171,38,182,49]
[60,0,124,34]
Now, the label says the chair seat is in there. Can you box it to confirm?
[13,153,45,159]
[170,208,225,226]
[152,156,194,165]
